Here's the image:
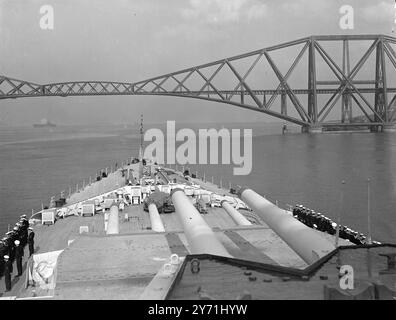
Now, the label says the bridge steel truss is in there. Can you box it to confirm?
[1,34,396,131]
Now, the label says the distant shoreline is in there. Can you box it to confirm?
[0,133,119,146]
[0,121,291,128]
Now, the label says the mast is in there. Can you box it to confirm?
[138,114,144,160]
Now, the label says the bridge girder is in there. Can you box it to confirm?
[1,34,396,127]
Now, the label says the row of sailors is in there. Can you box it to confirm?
[0,215,35,277]
[292,205,379,245]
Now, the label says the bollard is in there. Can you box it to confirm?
[238,187,335,264]
[171,188,231,257]
[148,203,165,232]
[221,200,251,226]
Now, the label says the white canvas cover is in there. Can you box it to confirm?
[82,203,95,216]
[41,209,55,225]
[200,194,211,203]
[27,250,63,290]
[131,186,143,196]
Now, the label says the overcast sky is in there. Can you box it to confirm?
[0,0,395,125]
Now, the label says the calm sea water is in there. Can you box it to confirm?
[0,123,395,243]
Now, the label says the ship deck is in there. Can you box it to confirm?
[8,205,347,299]
[0,164,351,300]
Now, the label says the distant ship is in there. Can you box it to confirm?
[33,118,56,128]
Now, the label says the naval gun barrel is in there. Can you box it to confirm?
[238,187,335,264]
[171,188,232,257]
[106,204,120,235]
[221,200,252,226]
[148,203,165,232]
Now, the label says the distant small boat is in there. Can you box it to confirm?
[33,118,56,128]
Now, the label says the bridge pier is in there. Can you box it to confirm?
[382,123,396,132]
[308,126,323,134]
[301,125,323,134]
[370,125,381,133]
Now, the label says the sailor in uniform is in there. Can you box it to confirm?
[0,239,6,277]
[14,240,24,276]
[20,215,29,246]
[8,228,19,261]
[28,227,35,257]
[3,255,12,292]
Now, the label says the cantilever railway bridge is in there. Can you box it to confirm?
[1,34,396,132]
